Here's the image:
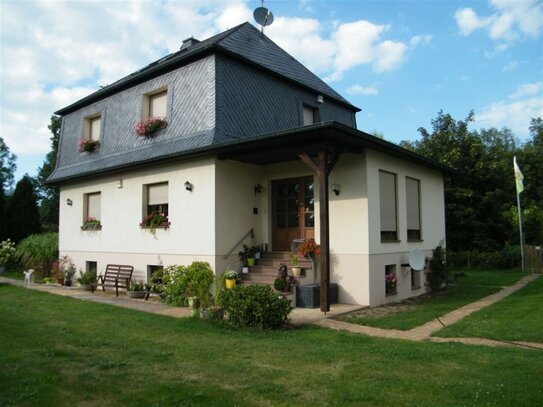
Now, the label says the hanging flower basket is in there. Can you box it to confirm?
[135,117,168,137]
[140,212,170,235]
[81,217,102,231]
[78,139,100,153]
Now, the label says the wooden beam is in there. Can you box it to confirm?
[298,153,320,174]
[318,148,331,313]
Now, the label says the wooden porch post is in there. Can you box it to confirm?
[299,145,339,314]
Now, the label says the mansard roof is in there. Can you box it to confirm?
[55,22,358,116]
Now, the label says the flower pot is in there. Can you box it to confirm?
[57,278,65,285]
[254,252,261,260]
[64,280,72,287]
[225,278,236,289]
[79,283,92,291]
[242,266,249,274]
[291,267,301,277]
[247,258,256,267]
[202,307,224,321]
[127,290,146,299]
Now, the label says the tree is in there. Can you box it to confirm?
[0,136,17,195]
[0,186,6,241]
[5,175,41,243]
[36,115,61,230]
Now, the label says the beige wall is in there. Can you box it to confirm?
[59,158,217,278]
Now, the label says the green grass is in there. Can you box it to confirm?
[340,270,526,331]
[435,275,543,342]
[1,285,542,406]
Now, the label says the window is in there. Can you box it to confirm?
[86,261,97,276]
[406,177,421,241]
[84,114,101,141]
[303,105,319,125]
[385,265,397,296]
[411,268,421,289]
[379,170,398,241]
[147,265,163,283]
[141,182,169,229]
[82,192,101,230]
[143,88,168,118]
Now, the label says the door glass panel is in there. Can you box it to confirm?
[288,183,299,197]
[304,197,314,211]
[288,214,299,227]
[305,181,313,195]
[279,185,288,198]
[287,198,298,212]
[277,199,287,213]
[276,214,286,228]
[305,213,315,227]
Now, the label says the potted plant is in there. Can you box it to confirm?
[77,269,97,291]
[224,270,237,289]
[385,272,397,295]
[274,277,290,292]
[134,117,168,137]
[202,271,225,321]
[78,138,100,153]
[127,279,146,299]
[252,245,262,260]
[298,239,321,282]
[52,260,64,285]
[289,253,301,277]
[238,244,256,267]
[59,255,77,287]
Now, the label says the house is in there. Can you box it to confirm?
[48,22,450,308]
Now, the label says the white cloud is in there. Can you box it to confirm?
[501,60,518,72]
[347,85,379,95]
[455,0,543,40]
[266,17,408,81]
[476,82,543,136]
[409,34,433,46]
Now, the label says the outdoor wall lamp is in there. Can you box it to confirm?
[254,184,264,195]
[66,198,73,206]
[331,183,341,196]
[184,181,193,192]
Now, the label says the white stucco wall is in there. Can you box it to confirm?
[59,158,217,280]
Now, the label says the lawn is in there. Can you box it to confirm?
[1,285,542,406]
[339,270,526,331]
[435,274,543,343]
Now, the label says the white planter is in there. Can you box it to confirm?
[291,267,301,277]
[242,266,249,274]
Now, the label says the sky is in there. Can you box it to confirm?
[1,0,542,183]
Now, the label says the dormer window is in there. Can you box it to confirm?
[84,114,101,141]
[303,105,319,126]
[143,87,168,119]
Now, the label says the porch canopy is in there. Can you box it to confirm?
[215,121,452,313]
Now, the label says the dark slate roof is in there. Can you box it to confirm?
[55,22,358,116]
[48,122,454,184]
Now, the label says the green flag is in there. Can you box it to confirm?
[514,156,524,194]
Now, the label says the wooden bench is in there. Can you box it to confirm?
[92,264,134,297]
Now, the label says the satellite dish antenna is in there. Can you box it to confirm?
[253,1,274,33]
[408,249,425,271]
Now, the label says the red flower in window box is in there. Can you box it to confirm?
[78,138,100,153]
[135,117,168,137]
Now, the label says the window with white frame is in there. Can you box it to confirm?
[379,170,398,241]
[406,177,421,241]
[142,182,169,227]
[82,192,101,230]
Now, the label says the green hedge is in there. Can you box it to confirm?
[220,285,293,329]
[447,244,521,270]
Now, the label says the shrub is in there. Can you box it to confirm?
[220,285,293,329]
[16,233,58,277]
[161,262,214,307]
[77,269,96,285]
[427,244,448,292]
[0,239,16,267]
[447,245,521,270]
[273,277,287,291]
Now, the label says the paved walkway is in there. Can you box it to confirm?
[2,274,541,350]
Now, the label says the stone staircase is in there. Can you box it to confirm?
[239,251,314,287]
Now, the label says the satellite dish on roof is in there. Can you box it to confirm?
[408,249,425,271]
[253,1,274,33]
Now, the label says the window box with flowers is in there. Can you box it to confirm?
[140,212,170,235]
[135,117,168,137]
[78,138,100,154]
[81,216,102,231]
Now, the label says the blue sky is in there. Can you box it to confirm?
[1,0,542,183]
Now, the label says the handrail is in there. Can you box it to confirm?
[223,228,254,260]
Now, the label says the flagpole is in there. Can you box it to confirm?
[516,189,525,273]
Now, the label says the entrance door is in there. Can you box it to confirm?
[272,176,315,251]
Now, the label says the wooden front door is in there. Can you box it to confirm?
[272,176,315,251]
